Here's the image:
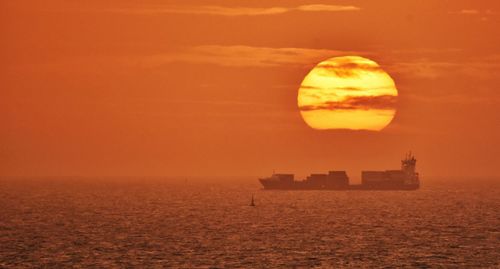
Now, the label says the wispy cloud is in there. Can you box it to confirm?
[458,9,480,14]
[374,48,498,79]
[449,9,494,21]
[146,45,362,68]
[388,60,457,79]
[111,4,360,16]
[295,4,360,12]
[388,59,500,79]
[145,45,500,80]
[405,92,499,105]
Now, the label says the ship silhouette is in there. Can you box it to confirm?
[259,152,420,190]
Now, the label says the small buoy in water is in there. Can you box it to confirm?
[250,195,255,207]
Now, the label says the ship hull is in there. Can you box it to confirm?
[260,185,419,191]
[259,153,420,191]
[259,179,419,191]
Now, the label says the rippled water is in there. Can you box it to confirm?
[0,178,499,268]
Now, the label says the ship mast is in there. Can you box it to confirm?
[401,151,417,174]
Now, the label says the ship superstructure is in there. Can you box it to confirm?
[259,153,420,190]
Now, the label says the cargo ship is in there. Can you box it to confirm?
[259,153,420,190]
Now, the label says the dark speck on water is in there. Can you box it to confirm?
[0,178,499,268]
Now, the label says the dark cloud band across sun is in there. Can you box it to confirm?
[299,95,397,111]
[317,62,385,78]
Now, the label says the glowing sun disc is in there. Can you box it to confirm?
[298,56,398,131]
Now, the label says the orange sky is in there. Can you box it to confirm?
[1,0,500,179]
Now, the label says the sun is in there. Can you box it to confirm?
[298,56,398,131]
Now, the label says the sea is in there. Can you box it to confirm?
[0,177,499,268]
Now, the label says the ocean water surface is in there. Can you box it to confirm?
[0,178,499,268]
